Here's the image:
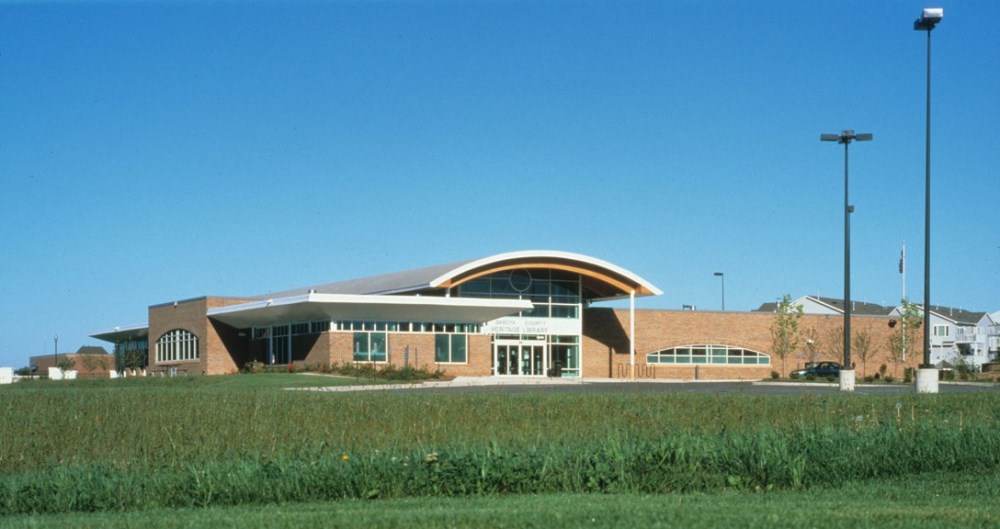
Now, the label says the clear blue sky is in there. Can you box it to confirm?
[1,1,997,367]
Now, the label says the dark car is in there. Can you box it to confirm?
[790,361,842,379]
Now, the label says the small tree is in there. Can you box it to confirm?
[81,354,109,375]
[56,356,76,371]
[853,327,876,377]
[770,294,803,377]
[802,327,821,365]
[826,325,844,365]
[888,299,923,376]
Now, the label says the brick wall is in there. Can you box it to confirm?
[583,307,918,380]
[149,302,917,381]
[321,332,493,377]
[29,354,116,378]
[149,297,254,376]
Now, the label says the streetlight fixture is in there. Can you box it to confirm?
[914,7,942,394]
[821,129,872,392]
[713,272,725,311]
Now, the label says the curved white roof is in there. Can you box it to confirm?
[430,250,662,298]
[254,249,660,301]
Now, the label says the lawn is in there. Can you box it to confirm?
[2,472,997,529]
[4,371,372,394]
[2,373,999,525]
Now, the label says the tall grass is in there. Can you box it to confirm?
[3,422,999,515]
[2,375,999,514]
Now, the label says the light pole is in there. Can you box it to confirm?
[821,129,872,392]
[714,272,725,311]
[53,334,58,366]
[914,7,943,393]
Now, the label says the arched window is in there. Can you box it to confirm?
[156,329,199,363]
[646,344,770,365]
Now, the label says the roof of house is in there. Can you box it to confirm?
[922,305,986,325]
[75,346,110,355]
[754,296,988,324]
[753,295,893,316]
[807,296,895,316]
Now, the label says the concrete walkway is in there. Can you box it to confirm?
[288,374,998,394]
[290,375,746,392]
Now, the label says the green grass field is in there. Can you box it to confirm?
[3,472,997,529]
[2,374,999,526]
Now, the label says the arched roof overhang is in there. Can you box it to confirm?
[431,250,661,302]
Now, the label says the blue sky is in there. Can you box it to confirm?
[1,1,997,367]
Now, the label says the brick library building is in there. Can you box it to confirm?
[93,250,905,380]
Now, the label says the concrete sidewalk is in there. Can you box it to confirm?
[289,375,751,392]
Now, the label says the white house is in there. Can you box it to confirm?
[981,311,1000,362]
[888,305,990,369]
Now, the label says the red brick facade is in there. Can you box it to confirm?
[583,307,920,380]
[148,297,255,375]
[29,353,116,379]
[144,301,917,380]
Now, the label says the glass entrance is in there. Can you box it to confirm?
[494,339,546,376]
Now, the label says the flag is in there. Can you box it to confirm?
[899,245,905,274]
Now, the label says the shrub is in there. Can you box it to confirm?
[825,376,837,383]
[863,376,875,383]
[242,361,264,374]
[884,375,895,383]
[805,374,815,381]
[770,371,780,380]
[903,368,914,383]
[56,357,76,371]
[879,364,888,377]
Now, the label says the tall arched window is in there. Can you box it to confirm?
[156,329,199,363]
[646,344,770,365]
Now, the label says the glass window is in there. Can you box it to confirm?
[370,333,386,362]
[524,305,550,318]
[451,334,467,363]
[434,334,467,363]
[551,305,578,318]
[353,333,368,362]
[434,334,450,362]
[456,270,581,318]
[646,345,770,366]
[156,329,199,364]
[353,332,387,362]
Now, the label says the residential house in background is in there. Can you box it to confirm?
[757,296,999,371]
[980,310,1000,363]
[887,305,990,369]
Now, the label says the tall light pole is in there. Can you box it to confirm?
[914,7,943,393]
[821,129,872,392]
[714,272,725,311]
[53,334,58,365]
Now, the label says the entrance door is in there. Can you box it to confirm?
[494,339,546,376]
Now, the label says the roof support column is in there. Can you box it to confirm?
[629,289,635,381]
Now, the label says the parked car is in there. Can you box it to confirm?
[791,361,842,379]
